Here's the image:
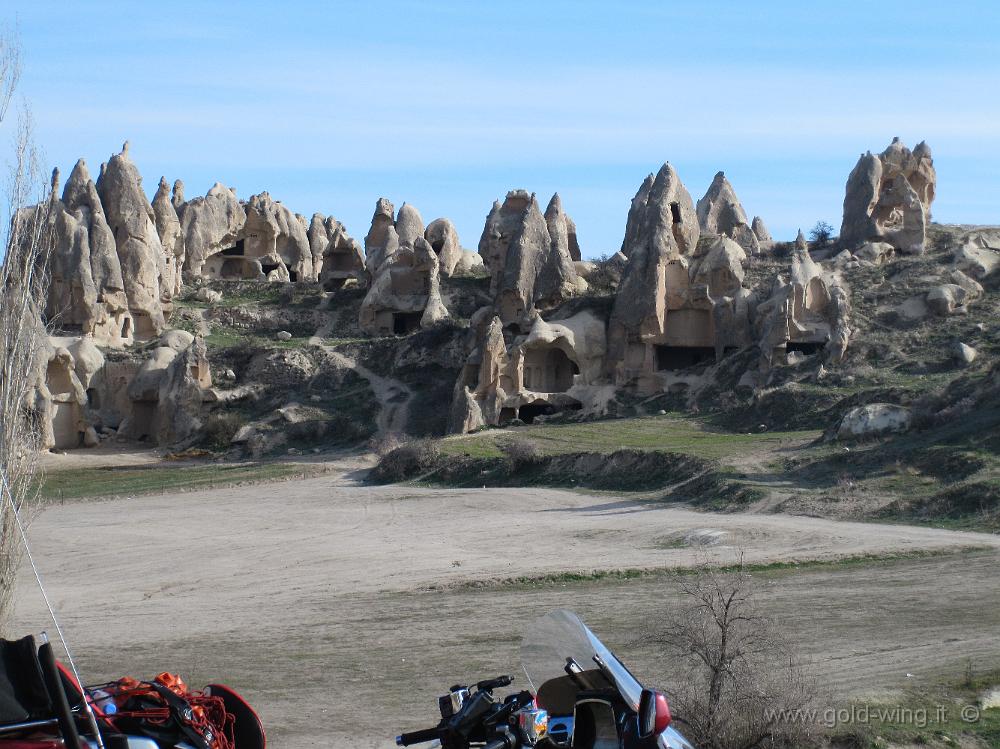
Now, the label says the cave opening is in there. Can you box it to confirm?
[517,400,582,424]
[393,312,423,335]
[655,345,715,371]
[522,347,579,393]
[786,340,826,355]
[220,239,245,257]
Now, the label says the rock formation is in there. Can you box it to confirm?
[28,329,105,450]
[96,143,169,338]
[478,190,581,327]
[152,177,185,297]
[754,240,852,369]
[696,172,760,254]
[41,162,134,346]
[310,213,364,290]
[840,137,936,254]
[425,218,470,277]
[394,203,425,248]
[751,216,773,251]
[177,182,246,277]
[364,198,400,275]
[448,309,607,433]
[118,329,212,445]
[359,238,449,335]
[608,163,705,385]
[239,192,314,282]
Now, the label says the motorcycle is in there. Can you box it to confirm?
[0,633,265,749]
[396,609,695,749]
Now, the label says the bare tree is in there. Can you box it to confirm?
[808,221,834,248]
[643,561,818,749]
[0,22,52,633]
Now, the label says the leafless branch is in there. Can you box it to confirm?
[640,559,820,749]
[0,24,52,633]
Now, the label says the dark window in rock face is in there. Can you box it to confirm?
[121,318,131,339]
[86,388,100,409]
[221,239,245,256]
[431,239,445,254]
[517,400,582,424]
[670,202,682,223]
[654,345,715,371]
[393,312,423,335]
[786,340,826,355]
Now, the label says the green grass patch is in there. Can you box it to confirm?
[39,462,312,501]
[203,327,310,351]
[833,668,1000,748]
[441,415,819,462]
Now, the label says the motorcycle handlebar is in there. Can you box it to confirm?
[476,674,514,691]
[395,726,443,746]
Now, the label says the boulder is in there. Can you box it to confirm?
[950,341,977,366]
[953,233,1000,279]
[855,241,894,265]
[949,269,983,297]
[926,284,967,316]
[276,330,293,341]
[837,404,912,440]
[194,287,222,304]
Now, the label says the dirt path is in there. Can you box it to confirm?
[309,318,413,436]
[12,460,1000,747]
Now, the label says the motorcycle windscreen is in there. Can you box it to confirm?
[520,610,644,710]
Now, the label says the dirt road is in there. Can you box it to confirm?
[13,458,1000,747]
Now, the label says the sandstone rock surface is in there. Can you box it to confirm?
[840,138,936,254]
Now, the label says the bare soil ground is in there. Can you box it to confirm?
[13,457,1000,748]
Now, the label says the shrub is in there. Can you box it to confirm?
[499,437,541,471]
[582,253,621,296]
[371,438,441,483]
[643,563,819,749]
[200,412,242,451]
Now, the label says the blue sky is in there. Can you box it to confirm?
[8,1,1000,257]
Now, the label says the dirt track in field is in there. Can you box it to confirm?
[13,456,1000,747]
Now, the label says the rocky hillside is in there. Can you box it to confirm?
[22,136,999,528]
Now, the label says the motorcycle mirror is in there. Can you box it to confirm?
[638,688,671,738]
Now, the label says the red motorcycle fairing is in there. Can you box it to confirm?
[204,685,266,749]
